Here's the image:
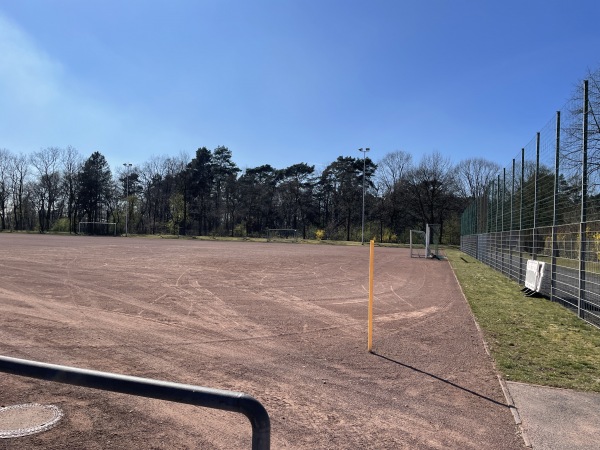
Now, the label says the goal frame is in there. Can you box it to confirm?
[266,228,298,242]
[78,221,117,236]
[410,224,441,258]
[409,229,426,258]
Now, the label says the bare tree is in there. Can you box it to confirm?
[138,155,171,234]
[30,147,63,232]
[62,146,83,233]
[561,67,600,182]
[455,157,500,199]
[407,151,459,237]
[0,148,12,230]
[374,150,413,241]
[10,153,30,230]
[376,150,412,194]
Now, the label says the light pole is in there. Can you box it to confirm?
[123,163,132,237]
[359,147,370,245]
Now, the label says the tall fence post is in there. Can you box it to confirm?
[519,148,525,283]
[511,158,516,279]
[501,168,506,274]
[551,111,560,303]
[490,183,495,263]
[496,175,501,269]
[489,184,493,234]
[533,132,540,260]
[480,189,484,234]
[579,80,589,319]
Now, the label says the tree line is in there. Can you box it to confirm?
[3,67,599,243]
[0,143,502,244]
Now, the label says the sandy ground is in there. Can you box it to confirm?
[0,234,524,449]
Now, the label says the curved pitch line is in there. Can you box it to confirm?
[390,285,415,308]
[175,268,191,287]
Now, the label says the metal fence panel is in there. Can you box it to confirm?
[461,80,600,329]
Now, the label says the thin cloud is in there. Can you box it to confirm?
[0,12,120,150]
[0,12,193,161]
[0,14,63,112]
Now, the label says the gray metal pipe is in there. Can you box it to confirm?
[0,355,270,450]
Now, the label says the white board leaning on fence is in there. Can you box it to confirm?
[524,259,547,293]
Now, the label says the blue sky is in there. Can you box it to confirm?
[1,0,599,173]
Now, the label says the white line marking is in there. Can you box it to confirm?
[390,285,415,308]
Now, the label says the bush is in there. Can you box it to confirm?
[51,218,70,233]
[315,229,325,240]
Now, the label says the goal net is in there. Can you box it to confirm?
[410,224,442,258]
[78,222,117,236]
[409,229,426,258]
[266,228,298,242]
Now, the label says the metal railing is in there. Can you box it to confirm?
[0,355,270,449]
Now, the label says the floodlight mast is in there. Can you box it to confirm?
[359,148,370,245]
[123,163,132,237]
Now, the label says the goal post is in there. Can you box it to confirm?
[426,224,441,259]
[266,229,298,242]
[78,222,117,236]
[410,224,442,258]
[409,229,426,258]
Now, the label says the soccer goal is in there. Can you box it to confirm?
[409,229,427,258]
[266,228,298,242]
[410,224,442,258]
[78,222,117,236]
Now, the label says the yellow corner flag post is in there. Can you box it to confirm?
[368,239,374,352]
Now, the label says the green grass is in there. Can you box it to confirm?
[447,248,600,392]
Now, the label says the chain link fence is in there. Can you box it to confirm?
[461,80,600,328]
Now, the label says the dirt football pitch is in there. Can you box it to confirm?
[0,234,525,449]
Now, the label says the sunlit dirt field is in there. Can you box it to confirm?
[0,234,524,449]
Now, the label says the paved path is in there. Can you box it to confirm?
[507,381,600,450]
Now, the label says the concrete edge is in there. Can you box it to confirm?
[497,376,532,448]
[447,259,532,448]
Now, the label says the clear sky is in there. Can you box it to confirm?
[1,0,599,173]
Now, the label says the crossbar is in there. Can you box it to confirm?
[0,355,270,449]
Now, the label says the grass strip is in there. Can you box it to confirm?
[446,248,600,392]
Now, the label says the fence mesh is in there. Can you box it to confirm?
[461,80,600,328]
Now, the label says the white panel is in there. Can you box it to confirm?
[525,259,540,291]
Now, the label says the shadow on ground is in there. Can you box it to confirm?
[372,352,509,408]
